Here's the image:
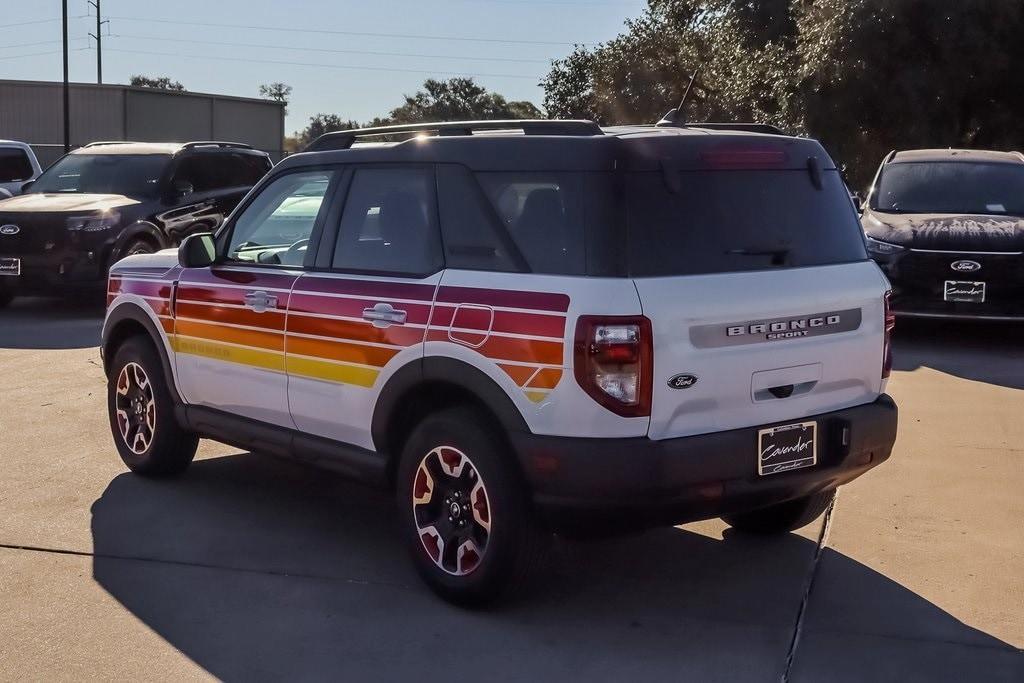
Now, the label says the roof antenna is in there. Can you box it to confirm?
[657,68,699,127]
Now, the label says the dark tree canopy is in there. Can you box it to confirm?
[542,0,1024,188]
[129,75,186,91]
[258,82,292,114]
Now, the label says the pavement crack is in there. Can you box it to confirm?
[0,542,411,590]
[780,491,837,683]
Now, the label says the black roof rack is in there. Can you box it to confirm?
[181,141,254,151]
[685,122,788,136]
[306,119,604,152]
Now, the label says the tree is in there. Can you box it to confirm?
[259,82,292,114]
[385,78,542,124]
[542,0,1024,189]
[129,75,185,91]
[297,113,361,147]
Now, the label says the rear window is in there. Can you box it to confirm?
[625,169,867,277]
[0,148,34,183]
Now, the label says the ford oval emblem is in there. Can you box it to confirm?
[0,224,19,236]
[950,259,981,273]
[668,373,698,390]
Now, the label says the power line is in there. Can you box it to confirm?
[105,47,540,80]
[0,18,60,30]
[107,15,589,46]
[109,34,552,65]
[0,37,88,51]
[0,47,89,62]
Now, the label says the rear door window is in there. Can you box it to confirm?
[626,169,867,276]
[0,148,34,182]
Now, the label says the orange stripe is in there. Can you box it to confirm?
[287,336,398,367]
[426,330,563,365]
[160,318,174,335]
[527,368,563,390]
[175,319,284,352]
[176,301,286,331]
[498,364,536,385]
[289,315,424,348]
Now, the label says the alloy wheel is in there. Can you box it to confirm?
[114,362,156,455]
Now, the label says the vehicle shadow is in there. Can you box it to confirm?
[89,452,1021,682]
[0,296,104,350]
[892,318,1024,390]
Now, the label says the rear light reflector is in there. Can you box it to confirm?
[574,316,652,417]
[882,290,895,379]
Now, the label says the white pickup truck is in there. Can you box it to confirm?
[0,140,42,199]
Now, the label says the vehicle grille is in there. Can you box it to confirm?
[0,213,66,255]
[890,249,1024,311]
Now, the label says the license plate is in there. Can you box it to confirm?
[0,257,19,276]
[758,421,817,476]
[944,280,985,303]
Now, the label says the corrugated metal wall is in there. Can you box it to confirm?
[0,79,284,166]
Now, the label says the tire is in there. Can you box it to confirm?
[122,239,156,258]
[396,407,546,605]
[107,335,198,477]
[722,490,836,534]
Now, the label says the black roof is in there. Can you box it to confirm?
[280,120,832,173]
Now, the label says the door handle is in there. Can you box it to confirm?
[243,290,278,313]
[362,302,407,328]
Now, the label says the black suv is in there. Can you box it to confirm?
[862,148,1024,320]
[0,141,271,307]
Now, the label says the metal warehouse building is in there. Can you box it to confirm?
[0,79,285,166]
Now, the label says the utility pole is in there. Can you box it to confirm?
[87,0,108,84]
[62,0,70,153]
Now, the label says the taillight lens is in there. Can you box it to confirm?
[882,290,896,379]
[574,316,653,417]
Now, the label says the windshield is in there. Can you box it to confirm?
[626,169,867,277]
[873,162,1024,215]
[30,154,169,198]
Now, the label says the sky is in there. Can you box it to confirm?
[0,0,647,135]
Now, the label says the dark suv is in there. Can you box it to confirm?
[0,141,271,307]
[862,148,1024,320]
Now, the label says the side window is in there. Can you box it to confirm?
[0,148,34,182]
[331,167,442,276]
[475,172,586,275]
[171,156,213,193]
[226,170,333,267]
[436,164,520,272]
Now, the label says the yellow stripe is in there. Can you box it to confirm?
[524,390,549,403]
[170,335,286,372]
[287,356,380,388]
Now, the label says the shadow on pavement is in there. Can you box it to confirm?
[0,296,104,350]
[892,318,1024,390]
[89,452,1021,682]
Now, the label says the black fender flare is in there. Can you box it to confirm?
[101,301,182,404]
[370,356,530,456]
[109,221,169,264]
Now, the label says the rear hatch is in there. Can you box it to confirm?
[623,134,888,439]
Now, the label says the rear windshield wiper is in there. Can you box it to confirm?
[727,247,790,266]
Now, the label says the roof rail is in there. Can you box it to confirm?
[181,141,254,151]
[306,119,604,152]
[83,141,145,148]
[686,122,788,136]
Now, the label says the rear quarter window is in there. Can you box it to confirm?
[626,169,868,277]
[0,148,33,183]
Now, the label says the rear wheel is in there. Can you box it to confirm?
[722,490,836,534]
[396,407,546,605]
[107,336,198,476]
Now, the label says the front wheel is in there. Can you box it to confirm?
[107,336,198,476]
[722,490,836,534]
[396,407,546,605]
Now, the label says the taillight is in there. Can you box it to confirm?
[574,316,652,418]
[882,290,896,379]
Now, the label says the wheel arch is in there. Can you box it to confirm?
[102,302,181,404]
[107,221,168,268]
[372,357,530,484]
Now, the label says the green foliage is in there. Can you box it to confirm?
[129,75,185,91]
[543,0,1024,188]
[258,82,292,114]
[298,113,362,147]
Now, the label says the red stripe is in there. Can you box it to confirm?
[436,286,569,313]
[295,275,435,302]
[108,278,173,300]
[430,305,565,338]
[288,315,425,348]
[177,284,252,307]
[289,293,433,326]
[182,267,298,290]
[425,329,563,365]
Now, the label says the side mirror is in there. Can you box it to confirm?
[178,233,216,268]
[21,180,35,193]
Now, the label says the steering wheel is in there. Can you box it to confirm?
[280,237,310,265]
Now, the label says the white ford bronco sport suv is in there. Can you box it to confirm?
[102,119,898,603]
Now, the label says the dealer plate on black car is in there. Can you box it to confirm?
[758,421,817,476]
[944,280,985,303]
[0,257,19,276]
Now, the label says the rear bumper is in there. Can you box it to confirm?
[512,395,897,530]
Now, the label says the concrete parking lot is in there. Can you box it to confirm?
[0,298,1021,682]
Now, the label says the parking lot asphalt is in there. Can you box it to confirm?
[0,298,1021,682]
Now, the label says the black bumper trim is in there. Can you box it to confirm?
[511,395,897,529]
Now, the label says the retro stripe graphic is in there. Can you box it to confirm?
[108,270,571,400]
